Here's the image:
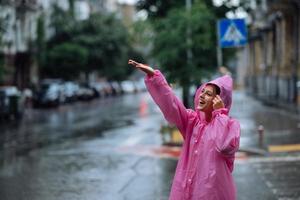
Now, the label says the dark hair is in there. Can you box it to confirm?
[207,83,220,95]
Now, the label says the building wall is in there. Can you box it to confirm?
[245,0,300,108]
[0,0,136,88]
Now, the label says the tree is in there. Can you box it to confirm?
[137,0,184,19]
[0,54,4,83]
[47,2,79,51]
[44,43,88,80]
[136,0,237,106]
[152,2,214,106]
[0,15,7,83]
[72,13,135,80]
[45,5,139,81]
[36,14,46,69]
[137,0,236,20]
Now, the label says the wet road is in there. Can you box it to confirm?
[0,94,141,162]
[0,90,300,199]
[0,92,175,200]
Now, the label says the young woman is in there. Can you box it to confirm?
[128,59,240,200]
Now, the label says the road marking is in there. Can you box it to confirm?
[268,144,300,153]
[236,155,300,164]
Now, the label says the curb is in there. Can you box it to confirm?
[238,147,268,156]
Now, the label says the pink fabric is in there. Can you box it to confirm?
[145,70,240,200]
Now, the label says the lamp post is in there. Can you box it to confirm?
[185,0,193,64]
[182,0,193,107]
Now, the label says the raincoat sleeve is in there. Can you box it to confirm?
[144,70,192,138]
[212,108,240,156]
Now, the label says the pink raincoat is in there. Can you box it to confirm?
[145,70,240,200]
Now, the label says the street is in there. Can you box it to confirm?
[0,90,300,200]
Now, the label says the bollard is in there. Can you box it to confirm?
[258,125,264,148]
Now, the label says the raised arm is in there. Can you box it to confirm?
[128,59,193,138]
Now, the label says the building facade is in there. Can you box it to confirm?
[245,0,300,110]
[0,0,136,88]
[0,0,40,88]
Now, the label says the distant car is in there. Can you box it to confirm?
[109,81,123,96]
[0,86,24,120]
[33,81,65,107]
[77,84,95,101]
[120,80,137,93]
[133,78,147,92]
[90,81,113,97]
[62,81,79,102]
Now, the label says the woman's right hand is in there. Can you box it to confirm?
[128,59,155,76]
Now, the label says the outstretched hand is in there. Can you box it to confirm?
[128,59,155,76]
[212,95,225,110]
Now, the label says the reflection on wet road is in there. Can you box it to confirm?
[0,94,144,162]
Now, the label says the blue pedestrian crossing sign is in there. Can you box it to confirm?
[218,18,247,48]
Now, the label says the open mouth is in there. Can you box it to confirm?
[199,101,205,105]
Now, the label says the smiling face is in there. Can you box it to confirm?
[197,84,218,113]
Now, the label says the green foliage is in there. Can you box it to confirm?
[152,2,215,85]
[44,43,88,80]
[71,13,134,80]
[136,0,238,106]
[0,15,6,48]
[44,6,139,81]
[0,17,6,82]
[130,20,153,49]
[137,0,235,20]
[0,53,4,83]
[36,14,46,67]
[137,0,237,77]
[137,0,184,19]
[68,0,75,17]
[50,4,76,37]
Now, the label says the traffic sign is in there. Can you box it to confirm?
[218,18,247,48]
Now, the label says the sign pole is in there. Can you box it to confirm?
[217,45,223,67]
[217,21,223,67]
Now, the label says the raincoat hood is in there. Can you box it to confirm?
[194,75,233,120]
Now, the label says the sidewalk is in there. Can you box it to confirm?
[231,90,300,155]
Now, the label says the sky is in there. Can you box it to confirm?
[117,0,241,6]
[117,0,247,19]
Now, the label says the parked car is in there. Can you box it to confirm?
[33,81,65,107]
[90,81,113,97]
[62,81,79,102]
[120,80,137,93]
[77,84,95,101]
[109,81,123,96]
[0,86,24,120]
[134,78,147,92]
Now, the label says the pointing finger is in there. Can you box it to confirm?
[128,59,139,66]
